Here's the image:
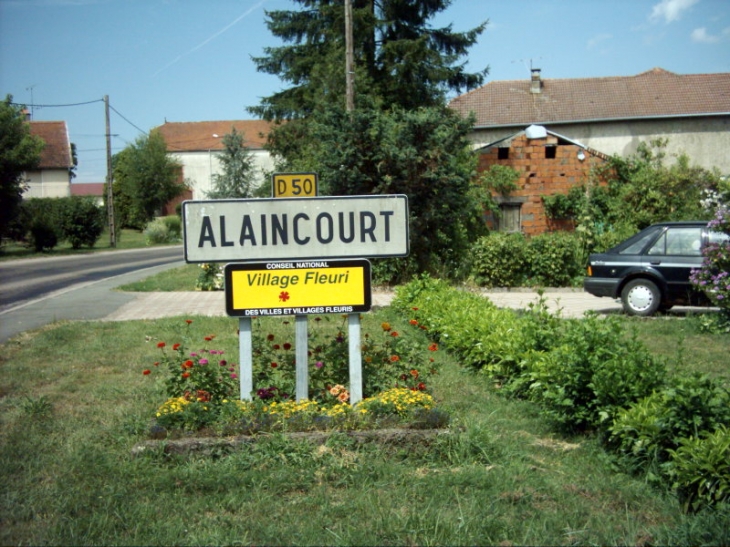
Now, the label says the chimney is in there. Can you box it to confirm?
[530,68,542,94]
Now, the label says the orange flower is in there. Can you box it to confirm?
[409,319,418,326]
[182,372,191,379]
[390,355,400,362]
[337,390,350,403]
[410,369,419,378]
[381,322,391,332]
[428,343,438,351]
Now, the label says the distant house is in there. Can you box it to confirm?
[70,183,105,207]
[449,68,730,235]
[25,121,73,198]
[153,120,276,205]
[450,68,730,174]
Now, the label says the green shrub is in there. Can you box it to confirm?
[143,216,181,245]
[28,217,59,251]
[520,315,665,431]
[161,215,182,239]
[668,425,730,513]
[608,374,730,472]
[58,196,105,249]
[470,233,529,287]
[526,231,582,286]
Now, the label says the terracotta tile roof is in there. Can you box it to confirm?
[70,183,105,196]
[449,68,730,127]
[28,121,72,169]
[153,120,275,152]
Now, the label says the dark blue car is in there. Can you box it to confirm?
[584,221,729,316]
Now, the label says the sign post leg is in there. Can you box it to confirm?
[295,315,309,401]
[238,317,253,401]
[348,313,363,404]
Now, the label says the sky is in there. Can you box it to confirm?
[1,0,729,183]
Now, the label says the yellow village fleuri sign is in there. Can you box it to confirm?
[224,259,371,317]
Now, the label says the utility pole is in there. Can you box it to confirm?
[345,0,355,112]
[104,95,116,248]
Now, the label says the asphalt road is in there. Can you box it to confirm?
[0,246,185,343]
[0,245,184,311]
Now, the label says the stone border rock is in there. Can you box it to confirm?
[131,428,452,457]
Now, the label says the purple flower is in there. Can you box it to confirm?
[199,359,208,365]
[315,361,324,369]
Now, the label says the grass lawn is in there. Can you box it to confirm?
[0,228,177,261]
[1,300,729,544]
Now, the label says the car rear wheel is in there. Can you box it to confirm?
[621,279,661,316]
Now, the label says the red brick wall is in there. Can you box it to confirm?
[478,134,610,236]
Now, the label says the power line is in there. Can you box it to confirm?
[108,103,147,135]
[10,98,104,108]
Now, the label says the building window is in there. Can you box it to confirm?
[497,203,522,233]
[498,147,509,160]
[545,146,556,159]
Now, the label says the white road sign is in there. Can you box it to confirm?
[182,195,409,263]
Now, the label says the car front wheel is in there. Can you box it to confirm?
[621,279,661,316]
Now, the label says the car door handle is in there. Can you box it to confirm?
[650,261,662,265]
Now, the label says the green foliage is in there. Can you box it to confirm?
[690,206,730,315]
[608,374,730,473]
[0,95,44,241]
[470,232,529,287]
[479,164,520,196]
[112,132,184,229]
[206,128,258,199]
[668,426,730,513]
[542,185,586,219]
[195,263,223,291]
[520,316,665,431]
[526,231,582,286]
[143,215,181,245]
[58,196,105,249]
[250,0,487,121]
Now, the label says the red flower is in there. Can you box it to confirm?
[204,336,212,342]
[184,360,194,368]
[185,319,193,324]
[283,343,292,351]
[172,343,181,351]
[412,307,419,311]
[271,362,278,368]
[153,361,159,367]
[267,334,275,341]
[390,331,399,337]
[428,343,438,352]
[409,319,418,326]
[390,355,400,362]
[142,369,151,375]
[157,342,166,348]
[182,372,191,379]
[273,344,281,350]
[418,382,426,391]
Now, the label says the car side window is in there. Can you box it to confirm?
[648,227,702,256]
[709,231,730,246]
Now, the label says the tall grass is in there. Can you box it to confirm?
[2,308,728,545]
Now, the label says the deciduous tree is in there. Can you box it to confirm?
[0,95,44,241]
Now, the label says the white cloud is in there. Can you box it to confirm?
[650,0,700,23]
[691,27,719,42]
[587,33,613,49]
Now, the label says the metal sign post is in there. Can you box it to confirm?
[182,194,408,404]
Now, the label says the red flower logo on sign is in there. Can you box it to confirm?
[279,291,290,302]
